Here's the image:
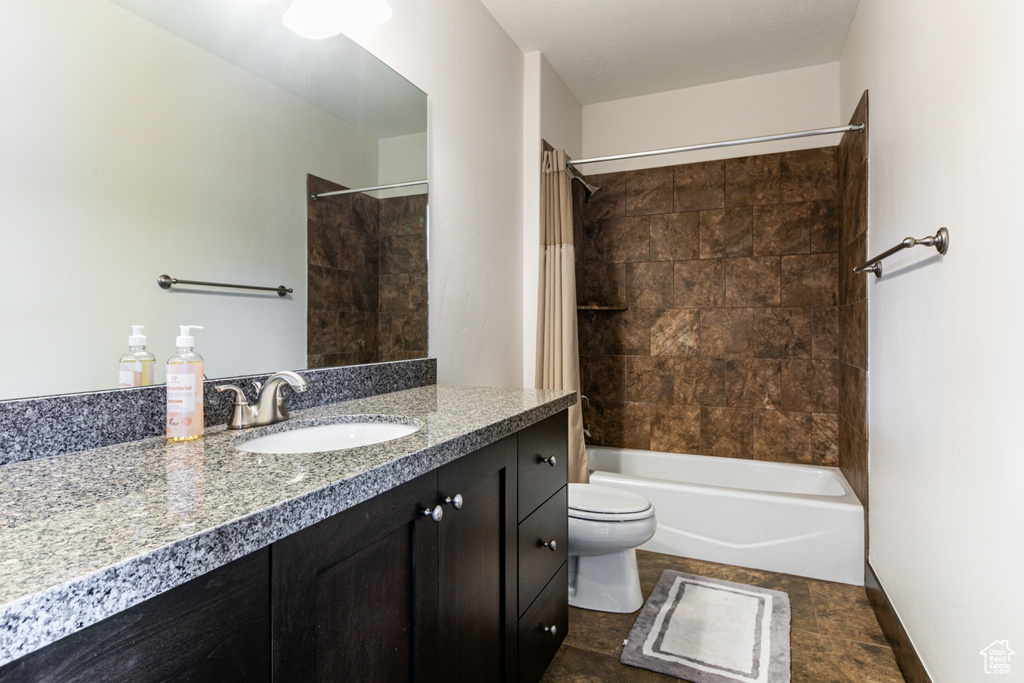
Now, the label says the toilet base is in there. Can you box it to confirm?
[568,549,644,613]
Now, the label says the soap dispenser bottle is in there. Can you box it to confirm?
[166,325,205,442]
[118,325,156,387]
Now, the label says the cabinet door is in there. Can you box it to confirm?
[0,550,270,683]
[272,472,439,683]
[436,436,517,683]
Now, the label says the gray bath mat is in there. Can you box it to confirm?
[621,570,791,683]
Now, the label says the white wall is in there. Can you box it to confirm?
[357,0,526,386]
[0,0,376,400]
[581,63,841,174]
[840,1,1024,679]
[521,52,583,387]
[539,58,584,161]
[522,53,544,390]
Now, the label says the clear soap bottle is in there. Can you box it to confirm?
[166,325,205,442]
[118,325,156,387]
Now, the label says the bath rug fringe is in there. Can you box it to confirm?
[621,570,791,683]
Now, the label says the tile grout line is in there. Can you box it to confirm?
[804,577,823,635]
[825,631,901,652]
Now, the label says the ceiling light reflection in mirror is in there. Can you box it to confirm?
[282,0,393,40]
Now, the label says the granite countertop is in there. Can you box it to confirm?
[0,384,574,667]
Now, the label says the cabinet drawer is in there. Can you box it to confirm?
[517,562,568,683]
[517,411,568,521]
[518,487,568,616]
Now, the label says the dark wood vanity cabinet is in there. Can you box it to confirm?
[272,413,569,683]
[272,434,521,682]
[0,409,569,683]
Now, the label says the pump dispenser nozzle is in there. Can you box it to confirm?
[175,325,204,349]
[128,325,147,347]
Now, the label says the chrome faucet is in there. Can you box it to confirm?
[215,370,309,430]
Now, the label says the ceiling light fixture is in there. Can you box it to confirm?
[282,0,392,40]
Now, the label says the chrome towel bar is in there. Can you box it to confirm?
[853,227,949,278]
[157,274,292,297]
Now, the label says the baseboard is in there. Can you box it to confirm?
[865,562,931,683]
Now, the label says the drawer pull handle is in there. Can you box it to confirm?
[543,625,557,637]
[540,455,557,467]
[422,505,444,523]
[444,493,464,510]
[542,539,557,551]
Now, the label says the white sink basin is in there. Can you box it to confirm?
[234,418,421,454]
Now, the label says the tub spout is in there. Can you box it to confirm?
[581,394,592,439]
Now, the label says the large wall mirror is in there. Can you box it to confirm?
[0,0,428,401]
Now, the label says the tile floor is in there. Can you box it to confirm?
[541,550,905,683]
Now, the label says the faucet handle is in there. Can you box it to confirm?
[216,385,256,430]
[215,384,249,405]
[251,381,262,394]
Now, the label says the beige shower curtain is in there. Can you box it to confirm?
[537,149,589,484]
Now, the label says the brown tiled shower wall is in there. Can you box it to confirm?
[838,93,869,507]
[377,194,429,362]
[577,148,844,465]
[307,175,427,368]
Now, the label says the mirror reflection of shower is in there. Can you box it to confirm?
[306,174,429,370]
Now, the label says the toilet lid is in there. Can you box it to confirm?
[568,483,654,522]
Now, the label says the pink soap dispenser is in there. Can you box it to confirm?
[166,325,205,442]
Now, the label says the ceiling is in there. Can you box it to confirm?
[480,0,860,105]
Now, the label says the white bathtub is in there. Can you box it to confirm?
[587,446,865,585]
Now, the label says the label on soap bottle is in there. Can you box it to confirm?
[118,363,137,388]
[119,361,154,387]
[167,365,204,440]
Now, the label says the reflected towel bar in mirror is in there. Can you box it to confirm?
[157,274,293,297]
[853,227,949,278]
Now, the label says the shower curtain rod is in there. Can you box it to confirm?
[311,179,428,200]
[566,124,864,167]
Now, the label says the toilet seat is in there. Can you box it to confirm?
[568,483,654,522]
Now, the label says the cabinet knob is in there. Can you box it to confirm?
[542,539,557,551]
[444,493,464,510]
[422,505,443,523]
[540,455,557,467]
[542,625,557,637]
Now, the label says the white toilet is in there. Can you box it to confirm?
[567,483,657,613]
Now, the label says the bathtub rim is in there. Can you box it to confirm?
[585,445,863,511]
